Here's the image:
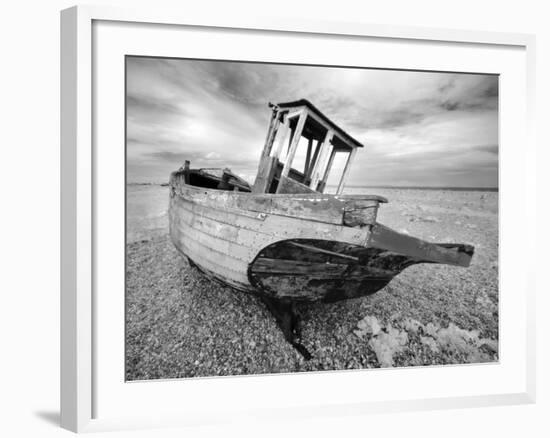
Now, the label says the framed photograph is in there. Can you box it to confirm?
[61,5,536,432]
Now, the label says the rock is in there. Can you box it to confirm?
[424,323,439,338]
[368,325,408,367]
[432,323,484,357]
[355,315,382,338]
[475,293,493,308]
[403,318,423,334]
[479,338,498,354]
[420,336,439,352]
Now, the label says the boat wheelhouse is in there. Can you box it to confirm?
[253,99,362,195]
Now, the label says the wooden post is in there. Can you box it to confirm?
[336,147,357,194]
[218,168,232,190]
[286,126,295,156]
[279,109,307,180]
[309,130,334,190]
[260,109,279,158]
[304,138,313,174]
[252,155,277,193]
[305,140,321,181]
[183,160,190,184]
[252,108,279,193]
[273,114,289,159]
[317,147,337,192]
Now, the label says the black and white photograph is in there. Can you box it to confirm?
[125,56,499,380]
[2,0,546,435]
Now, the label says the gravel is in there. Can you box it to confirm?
[126,189,498,380]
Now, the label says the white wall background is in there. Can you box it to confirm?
[0,1,547,437]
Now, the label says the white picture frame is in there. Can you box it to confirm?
[60,4,536,433]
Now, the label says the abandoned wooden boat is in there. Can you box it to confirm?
[169,99,474,358]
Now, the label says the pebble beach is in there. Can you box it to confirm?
[125,185,498,380]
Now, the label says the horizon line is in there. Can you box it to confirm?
[126,181,498,191]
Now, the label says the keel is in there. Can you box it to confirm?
[259,296,312,360]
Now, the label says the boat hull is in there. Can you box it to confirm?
[169,179,376,297]
[169,171,473,303]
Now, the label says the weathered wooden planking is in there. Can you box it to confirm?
[176,233,250,285]
[173,215,252,263]
[172,173,384,226]
[276,175,316,194]
[369,223,474,267]
[287,241,359,261]
[186,256,249,292]
[252,258,349,276]
[170,198,257,261]
[249,272,393,302]
[169,192,377,293]
[175,183,346,225]
[170,211,252,288]
[343,205,379,227]
[261,109,279,158]
[251,256,398,280]
[252,155,278,193]
[172,170,387,202]
[171,192,373,252]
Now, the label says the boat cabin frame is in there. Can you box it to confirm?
[252,99,363,195]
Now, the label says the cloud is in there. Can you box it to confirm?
[472,144,499,155]
[126,57,498,188]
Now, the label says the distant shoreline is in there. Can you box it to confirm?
[127,182,498,192]
[127,182,169,187]
[346,185,499,192]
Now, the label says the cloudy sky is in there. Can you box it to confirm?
[126,57,498,188]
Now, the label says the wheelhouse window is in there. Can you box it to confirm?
[253,100,362,195]
[323,151,349,194]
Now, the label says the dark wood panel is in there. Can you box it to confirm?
[251,258,349,276]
